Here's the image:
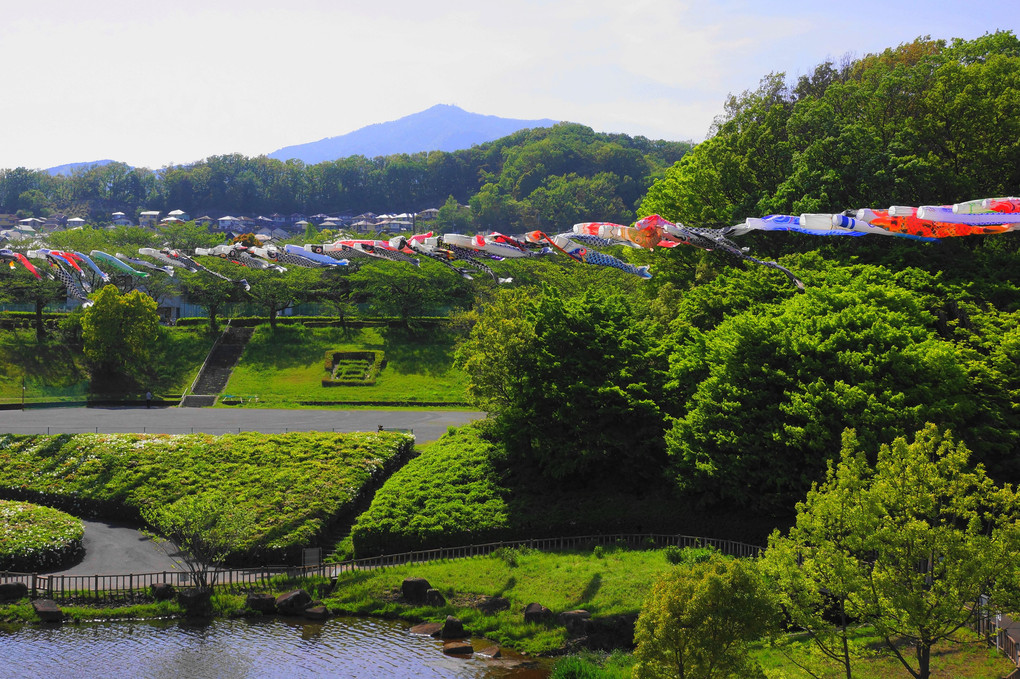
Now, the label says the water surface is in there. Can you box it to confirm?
[0,615,552,679]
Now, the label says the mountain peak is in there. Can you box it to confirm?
[268,106,558,164]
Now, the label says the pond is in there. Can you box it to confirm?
[0,615,553,678]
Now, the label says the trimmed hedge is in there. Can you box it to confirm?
[349,424,510,556]
[0,431,414,564]
[0,500,84,572]
[322,350,385,387]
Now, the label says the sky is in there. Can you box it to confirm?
[2,0,1018,170]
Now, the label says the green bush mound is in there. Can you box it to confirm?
[347,424,782,557]
[0,432,414,563]
[349,424,510,555]
[0,500,84,572]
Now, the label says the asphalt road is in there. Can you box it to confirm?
[0,406,484,443]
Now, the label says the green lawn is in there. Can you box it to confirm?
[221,324,469,406]
[325,545,671,655]
[753,626,1016,679]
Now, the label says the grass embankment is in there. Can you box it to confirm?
[0,326,215,404]
[0,500,84,571]
[326,545,670,655]
[221,324,469,406]
[0,329,88,404]
[0,431,413,561]
[344,423,783,558]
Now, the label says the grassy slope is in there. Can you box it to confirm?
[221,324,469,405]
[0,329,89,403]
[0,431,413,559]
[0,326,215,402]
[325,546,669,655]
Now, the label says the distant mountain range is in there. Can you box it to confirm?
[267,104,558,164]
[47,159,118,176]
[45,105,560,174]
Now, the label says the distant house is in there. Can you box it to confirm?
[417,208,440,221]
[194,215,214,227]
[289,213,307,225]
[167,209,190,221]
[271,213,287,226]
[271,228,289,240]
[139,210,160,228]
[66,217,86,228]
[14,219,40,236]
[294,220,311,233]
[217,215,240,230]
[111,212,133,226]
[0,214,17,229]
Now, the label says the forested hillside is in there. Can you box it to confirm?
[0,124,690,231]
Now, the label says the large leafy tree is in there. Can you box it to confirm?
[662,261,996,512]
[458,285,666,483]
[178,269,243,333]
[243,267,317,330]
[141,494,255,591]
[80,286,161,391]
[633,555,780,679]
[763,425,1020,679]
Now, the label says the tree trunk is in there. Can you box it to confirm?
[34,300,46,341]
[208,304,219,334]
[917,643,930,679]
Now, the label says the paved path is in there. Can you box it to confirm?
[45,519,181,576]
[0,406,484,443]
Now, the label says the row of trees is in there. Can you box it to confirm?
[0,124,690,231]
[641,31,1020,227]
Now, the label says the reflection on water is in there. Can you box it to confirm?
[0,616,552,679]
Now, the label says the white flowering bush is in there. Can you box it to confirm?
[0,500,84,571]
[0,432,414,563]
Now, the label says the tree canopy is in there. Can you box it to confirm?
[763,425,1020,679]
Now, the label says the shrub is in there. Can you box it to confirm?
[663,544,718,566]
[0,500,84,571]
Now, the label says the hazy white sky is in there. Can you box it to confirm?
[3,0,1017,170]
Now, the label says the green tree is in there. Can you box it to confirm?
[179,270,243,334]
[632,555,780,679]
[80,286,161,391]
[432,195,473,234]
[243,267,315,329]
[763,425,1020,679]
[459,285,666,482]
[141,494,256,590]
[157,220,221,251]
[349,260,450,328]
[0,265,69,340]
[663,262,981,512]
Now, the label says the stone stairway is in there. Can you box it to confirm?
[179,325,254,407]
